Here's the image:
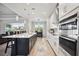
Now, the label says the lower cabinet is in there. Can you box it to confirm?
[47,33,59,55]
[17,38,29,56]
[11,34,37,56]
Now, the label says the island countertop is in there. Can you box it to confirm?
[2,33,36,38]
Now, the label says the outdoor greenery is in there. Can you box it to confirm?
[6,24,12,32]
[35,25,42,32]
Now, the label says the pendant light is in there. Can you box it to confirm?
[16,16,19,21]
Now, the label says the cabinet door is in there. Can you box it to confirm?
[29,38,32,51]
[16,38,29,56]
[59,3,79,18]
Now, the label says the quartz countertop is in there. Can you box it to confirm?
[2,33,36,38]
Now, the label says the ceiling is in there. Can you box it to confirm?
[0,3,18,19]
[0,4,16,15]
[2,3,57,20]
[0,3,26,21]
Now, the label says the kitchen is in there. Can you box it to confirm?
[0,3,79,56]
[0,3,57,56]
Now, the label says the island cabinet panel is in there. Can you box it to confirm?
[29,34,37,51]
[16,38,29,56]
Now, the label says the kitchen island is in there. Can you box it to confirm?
[2,33,37,56]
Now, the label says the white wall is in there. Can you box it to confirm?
[0,20,6,34]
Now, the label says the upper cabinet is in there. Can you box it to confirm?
[59,3,79,20]
[49,6,59,28]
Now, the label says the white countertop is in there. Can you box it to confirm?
[2,33,36,38]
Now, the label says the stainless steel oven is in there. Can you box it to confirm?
[59,36,77,56]
[59,13,78,56]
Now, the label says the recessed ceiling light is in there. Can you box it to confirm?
[26,3,30,5]
[24,8,27,11]
[32,8,35,10]
[32,12,35,14]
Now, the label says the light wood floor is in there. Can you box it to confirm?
[0,43,11,56]
[29,37,56,56]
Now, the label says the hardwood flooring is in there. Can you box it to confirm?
[0,43,11,56]
[29,37,56,56]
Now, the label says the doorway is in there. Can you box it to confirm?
[31,21,47,37]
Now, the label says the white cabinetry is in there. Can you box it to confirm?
[49,8,58,28]
[47,33,59,55]
[59,4,79,56]
[59,3,79,20]
[47,6,59,55]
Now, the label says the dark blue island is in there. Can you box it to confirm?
[2,33,37,56]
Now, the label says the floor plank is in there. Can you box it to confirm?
[29,37,56,56]
[0,43,11,56]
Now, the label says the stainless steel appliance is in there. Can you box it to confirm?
[59,13,78,56]
[59,36,77,56]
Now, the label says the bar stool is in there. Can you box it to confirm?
[5,32,14,53]
[5,39,13,53]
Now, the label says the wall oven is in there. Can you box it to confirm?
[59,36,77,56]
[59,13,78,56]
